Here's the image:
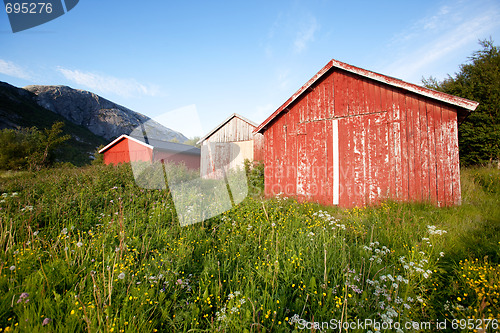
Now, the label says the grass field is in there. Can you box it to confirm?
[0,164,499,332]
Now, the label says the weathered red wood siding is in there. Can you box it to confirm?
[103,137,200,170]
[264,74,334,206]
[103,138,152,165]
[253,133,265,162]
[153,150,200,170]
[262,68,462,207]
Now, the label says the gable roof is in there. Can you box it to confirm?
[99,134,200,155]
[197,113,258,144]
[254,59,479,134]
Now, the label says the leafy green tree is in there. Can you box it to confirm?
[184,136,201,148]
[0,128,30,170]
[0,121,70,171]
[422,39,500,167]
[91,145,105,165]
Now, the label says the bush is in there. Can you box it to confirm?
[244,159,264,197]
[91,145,105,165]
[0,122,70,171]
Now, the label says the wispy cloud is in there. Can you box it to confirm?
[56,67,160,98]
[264,11,319,57]
[293,17,319,53]
[277,68,290,90]
[255,103,276,123]
[382,1,500,83]
[0,59,32,80]
[389,4,458,46]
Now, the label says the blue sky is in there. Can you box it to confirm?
[1,0,499,138]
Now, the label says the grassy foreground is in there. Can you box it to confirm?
[0,164,499,332]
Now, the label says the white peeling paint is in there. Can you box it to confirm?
[332,119,339,205]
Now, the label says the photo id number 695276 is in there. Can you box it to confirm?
[5,2,53,14]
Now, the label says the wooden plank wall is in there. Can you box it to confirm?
[264,74,334,205]
[253,133,265,162]
[204,117,255,143]
[263,68,462,207]
[334,70,461,207]
[201,116,259,178]
[154,150,200,170]
[200,141,254,179]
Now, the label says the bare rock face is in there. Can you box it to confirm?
[23,85,188,142]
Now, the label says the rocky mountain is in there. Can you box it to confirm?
[0,81,107,166]
[23,85,188,142]
[0,81,190,166]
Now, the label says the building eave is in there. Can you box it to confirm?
[254,59,479,134]
[198,113,258,144]
[98,134,154,153]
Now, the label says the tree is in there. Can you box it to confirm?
[91,145,105,165]
[184,136,201,148]
[422,39,500,167]
[0,121,70,171]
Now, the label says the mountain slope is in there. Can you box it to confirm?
[24,85,188,142]
[0,81,189,166]
[0,81,107,166]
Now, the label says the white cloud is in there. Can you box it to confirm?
[390,4,458,46]
[0,59,32,80]
[382,1,500,83]
[277,68,290,90]
[254,103,276,123]
[422,5,451,31]
[294,17,319,53]
[56,67,160,98]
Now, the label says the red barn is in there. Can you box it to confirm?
[254,59,479,207]
[99,134,201,169]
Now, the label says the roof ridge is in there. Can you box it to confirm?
[198,113,258,144]
[254,58,479,133]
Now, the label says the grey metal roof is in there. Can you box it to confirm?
[146,138,200,155]
[99,134,200,155]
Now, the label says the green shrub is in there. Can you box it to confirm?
[0,122,70,171]
[244,159,264,197]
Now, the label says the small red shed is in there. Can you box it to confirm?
[254,59,479,207]
[99,134,201,170]
[198,113,264,179]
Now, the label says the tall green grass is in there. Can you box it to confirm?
[0,164,498,332]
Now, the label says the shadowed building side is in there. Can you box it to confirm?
[99,134,200,170]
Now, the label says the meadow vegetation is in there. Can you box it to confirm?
[0,164,498,332]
